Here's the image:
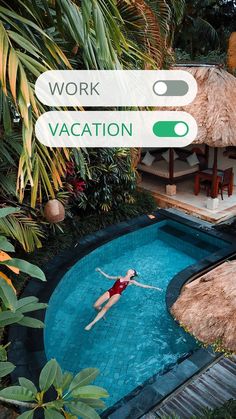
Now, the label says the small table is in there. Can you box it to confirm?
[194,169,225,197]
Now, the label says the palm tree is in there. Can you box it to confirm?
[0,0,184,249]
[174,0,228,59]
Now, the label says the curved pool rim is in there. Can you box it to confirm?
[8,209,236,419]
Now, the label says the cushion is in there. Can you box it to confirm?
[141,151,155,167]
[162,149,179,163]
[187,152,199,167]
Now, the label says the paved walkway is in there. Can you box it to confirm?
[142,355,236,419]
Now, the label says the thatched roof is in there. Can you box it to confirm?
[168,66,236,147]
[171,260,236,353]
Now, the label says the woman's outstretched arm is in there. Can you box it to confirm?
[131,280,162,291]
[95,268,119,280]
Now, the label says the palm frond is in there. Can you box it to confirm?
[168,0,186,26]
[117,0,167,67]
[193,17,219,47]
[0,4,75,205]
[0,213,44,252]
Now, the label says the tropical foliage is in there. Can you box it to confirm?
[0,208,108,418]
[69,148,137,212]
[175,0,236,61]
[0,207,47,379]
[0,0,185,251]
[0,0,168,207]
[0,362,108,419]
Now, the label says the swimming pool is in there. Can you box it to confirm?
[44,219,227,409]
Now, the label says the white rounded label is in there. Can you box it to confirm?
[35,111,198,148]
[35,70,197,107]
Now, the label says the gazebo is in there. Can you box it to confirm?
[171,260,236,353]
[157,64,236,199]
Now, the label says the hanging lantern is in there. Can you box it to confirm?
[44,199,65,223]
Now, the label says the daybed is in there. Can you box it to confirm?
[138,148,207,184]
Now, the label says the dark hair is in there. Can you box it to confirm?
[131,269,138,278]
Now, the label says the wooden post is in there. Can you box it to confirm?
[211,147,218,198]
[205,144,209,167]
[169,148,174,184]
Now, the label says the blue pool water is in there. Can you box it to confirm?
[44,220,227,408]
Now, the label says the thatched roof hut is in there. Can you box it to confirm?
[154,64,236,197]
[172,64,236,148]
[171,261,236,353]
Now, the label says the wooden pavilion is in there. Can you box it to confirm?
[151,64,236,198]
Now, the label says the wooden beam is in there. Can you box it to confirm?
[211,147,218,198]
[205,144,209,167]
[169,148,174,184]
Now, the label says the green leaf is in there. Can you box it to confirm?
[44,409,64,419]
[62,371,73,391]
[0,277,17,310]
[0,361,15,378]
[17,302,47,314]
[0,236,15,252]
[78,398,106,409]
[16,296,39,310]
[0,385,35,401]
[0,258,46,281]
[19,377,37,395]
[17,316,44,329]
[53,363,63,389]
[17,410,35,419]
[68,401,100,419]
[68,368,99,393]
[0,311,23,327]
[39,359,58,392]
[0,207,20,218]
[0,344,7,361]
[71,385,109,399]
[43,400,64,410]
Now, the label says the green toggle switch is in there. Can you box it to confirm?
[153,121,189,137]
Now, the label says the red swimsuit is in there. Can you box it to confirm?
[108,278,129,297]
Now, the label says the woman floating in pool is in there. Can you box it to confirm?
[85,268,162,331]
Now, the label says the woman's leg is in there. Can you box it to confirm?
[85,294,120,331]
[93,291,110,310]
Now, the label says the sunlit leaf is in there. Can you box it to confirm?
[68,369,99,394]
[18,410,35,419]
[70,385,109,399]
[39,359,58,392]
[0,361,15,378]
[8,48,19,102]
[0,311,23,327]
[0,207,20,218]
[0,276,17,309]
[0,385,35,401]
[19,377,38,396]
[17,316,45,329]
[68,401,100,419]
[0,258,46,281]
[44,409,65,419]
[0,236,15,252]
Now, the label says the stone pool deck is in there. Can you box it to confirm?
[139,175,236,223]
[142,355,236,419]
[104,348,220,419]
